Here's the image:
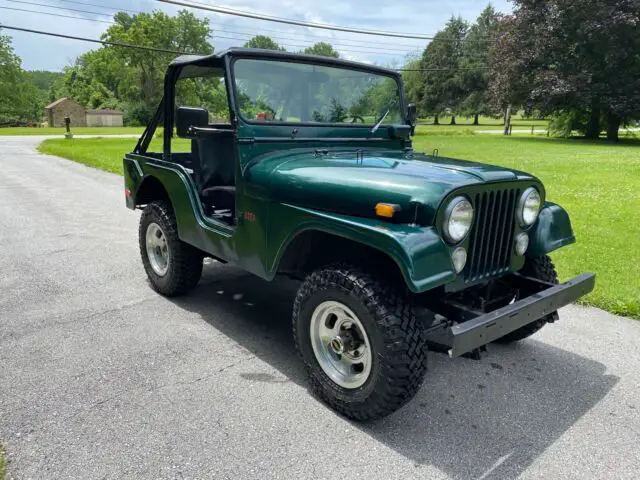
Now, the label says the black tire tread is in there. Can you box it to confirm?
[495,254,559,343]
[139,201,203,296]
[292,263,428,421]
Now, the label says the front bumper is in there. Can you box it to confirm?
[446,273,596,357]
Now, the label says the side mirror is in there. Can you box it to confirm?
[176,106,209,138]
[407,103,417,135]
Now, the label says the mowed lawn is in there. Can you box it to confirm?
[0,126,144,136]
[38,134,640,318]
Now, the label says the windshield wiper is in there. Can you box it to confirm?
[370,99,397,134]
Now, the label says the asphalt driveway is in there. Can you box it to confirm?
[1,136,639,479]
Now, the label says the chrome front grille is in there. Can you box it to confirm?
[466,188,520,282]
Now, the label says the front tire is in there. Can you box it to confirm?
[494,254,559,343]
[139,201,203,296]
[292,264,428,421]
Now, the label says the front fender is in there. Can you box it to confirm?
[528,202,576,257]
[269,204,456,293]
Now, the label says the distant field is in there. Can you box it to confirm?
[0,126,144,136]
[38,134,640,318]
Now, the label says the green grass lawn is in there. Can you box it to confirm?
[38,134,640,318]
[0,126,144,136]
[0,444,6,480]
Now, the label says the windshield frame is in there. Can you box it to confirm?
[228,54,407,129]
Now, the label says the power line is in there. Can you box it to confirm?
[0,24,189,54]
[0,24,489,72]
[0,5,420,56]
[0,5,113,24]
[11,0,425,50]
[3,0,421,53]
[156,0,459,41]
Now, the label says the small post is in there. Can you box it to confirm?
[64,116,73,139]
[531,125,534,135]
[503,105,512,136]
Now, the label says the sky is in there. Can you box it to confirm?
[2,0,512,71]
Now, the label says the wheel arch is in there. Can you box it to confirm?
[269,205,456,293]
[276,229,405,285]
[135,175,171,207]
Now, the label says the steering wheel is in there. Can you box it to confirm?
[350,116,365,123]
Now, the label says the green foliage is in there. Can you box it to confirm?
[401,57,422,106]
[489,0,640,140]
[458,5,501,118]
[0,33,41,123]
[303,42,340,58]
[52,9,213,125]
[243,35,285,51]
[416,16,471,120]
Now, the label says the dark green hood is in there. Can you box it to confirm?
[247,149,536,225]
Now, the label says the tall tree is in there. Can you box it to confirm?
[459,5,502,124]
[101,10,212,121]
[243,35,285,51]
[417,17,468,124]
[0,33,40,122]
[489,0,640,140]
[303,42,340,58]
[401,57,422,106]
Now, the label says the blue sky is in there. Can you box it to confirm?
[2,0,512,71]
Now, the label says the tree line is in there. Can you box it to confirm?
[403,1,640,141]
[1,0,638,140]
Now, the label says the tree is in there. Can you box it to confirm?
[244,35,285,51]
[101,10,213,122]
[401,57,422,107]
[304,42,339,58]
[459,5,502,124]
[489,0,640,140]
[417,17,468,124]
[0,33,40,123]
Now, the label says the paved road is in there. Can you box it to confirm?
[1,136,639,479]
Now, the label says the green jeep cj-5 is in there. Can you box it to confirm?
[124,49,595,420]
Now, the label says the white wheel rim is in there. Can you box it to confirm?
[309,300,372,389]
[145,222,170,276]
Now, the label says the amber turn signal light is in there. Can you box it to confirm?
[375,203,400,218]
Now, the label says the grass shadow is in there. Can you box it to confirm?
[173,264,618,479]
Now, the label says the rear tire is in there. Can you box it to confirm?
[494,255,559,343]
[139,201,203,296]
[292,264,428,421]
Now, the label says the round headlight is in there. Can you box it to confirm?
[443,197,474,244]
[518,187,541,227]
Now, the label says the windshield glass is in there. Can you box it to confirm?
[233,59,403,125]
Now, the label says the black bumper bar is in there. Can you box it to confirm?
[447,273,596,358]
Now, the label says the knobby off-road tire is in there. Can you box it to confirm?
[292,264,428,421]
[494,254,559,343]
[139,200,203,296]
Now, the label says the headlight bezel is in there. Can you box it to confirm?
[443,196,474,244]
[517,187,542,227]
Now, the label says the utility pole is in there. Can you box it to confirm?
[503,105,512,136]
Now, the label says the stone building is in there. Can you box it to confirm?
[44,98,87,128]
[86,109,124,127]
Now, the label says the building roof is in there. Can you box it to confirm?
[45,97,71,109]
[86,109,123,116]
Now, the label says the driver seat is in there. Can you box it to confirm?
[192,134,236,219]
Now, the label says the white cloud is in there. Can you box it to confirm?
[4,0,512,71]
